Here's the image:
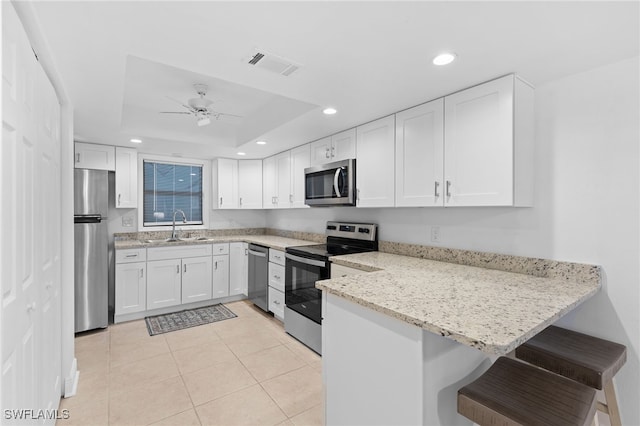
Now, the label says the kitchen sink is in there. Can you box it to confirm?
[143,236,211,244]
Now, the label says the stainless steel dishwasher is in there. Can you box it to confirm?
[248,244,269,311]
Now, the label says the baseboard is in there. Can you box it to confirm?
[63,358,79,398]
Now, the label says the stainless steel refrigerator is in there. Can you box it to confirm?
[74,169,109,332]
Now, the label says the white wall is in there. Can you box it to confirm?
[267,57,640,425]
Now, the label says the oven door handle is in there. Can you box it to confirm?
[285,253,327,268]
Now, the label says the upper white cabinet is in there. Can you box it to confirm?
[238,160,262,209]
[395,99,444,207]
[263,151,292,208]
[74,142,115,170]
[290,144,310,208]
[212,158,238,209]
[115,147,138,208]
[310,128,356,166]
[356,115,396,207]
[444,75,534,206]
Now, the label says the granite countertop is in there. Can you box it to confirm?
[115,234,318,252]
[318,251,601,355]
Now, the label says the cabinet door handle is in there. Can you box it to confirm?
[76,153,80,163]
[183,264,187,273]
[118,194,121,206]
[220,197,223,206]
[271,196,275,205]
[239,197,243,206]
[274,300,280,305]
[214,261,218,270]
[446,180,452,197]
[434,181,440,197]
[289,194,293,203]
[331,146,335,158]
[325,148,330,159]
[125,253,137,258]
[244,248,248,255]
[356,188,360,201]
[176,265,180,274]
[140,268,144,278]
[274,275,281,280]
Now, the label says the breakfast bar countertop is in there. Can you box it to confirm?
[318,251,601,355]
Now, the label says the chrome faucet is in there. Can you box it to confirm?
[170,209,187,241]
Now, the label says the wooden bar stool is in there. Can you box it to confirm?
[515,326,627,426]
[458,356,597,426]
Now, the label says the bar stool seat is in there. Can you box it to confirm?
[458,357,597,426]
[515,326,626,425]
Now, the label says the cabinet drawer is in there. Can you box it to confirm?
[268,262,285,292]
[212,242,229,255]
[147,244,213,261]
[268,287,285,320]
[269,249,285,266]
[116,248,146,263]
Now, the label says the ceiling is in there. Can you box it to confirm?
[32,1,639,160]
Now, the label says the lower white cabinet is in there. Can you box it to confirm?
[268,286,285,320]
[229,242,248,296]
[182,256,213,303]
[212,254,230,298]
[147,259,183,310]
[115,262,147,315]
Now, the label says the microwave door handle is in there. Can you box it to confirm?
[333,168,341,196]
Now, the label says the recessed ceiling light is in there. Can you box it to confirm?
[323,107,337,115]
[432,52,457,66]
[237,152,246,156]
[130,138,142,143]
[256,140,267,145]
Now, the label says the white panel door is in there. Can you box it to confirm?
[2,3,62,419]
[216,158,238,209]
[238,160,262,209]
[290,144,310,208]
[146,259,182,309]
[229,242,248,296]
[262,155,276,208]
[356,115,396,207]
[395,99,444,207]
[444,76,514,206]
[275,151,291,208]
[331,128,356,162]
[182,256,213,303]
[309,137,332,166]
[115,147,138,208]
[212,255,230,299]
[115,262,147,315]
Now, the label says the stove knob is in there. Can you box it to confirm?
[358,227,370,234]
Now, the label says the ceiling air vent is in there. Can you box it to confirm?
[246,50,301,77]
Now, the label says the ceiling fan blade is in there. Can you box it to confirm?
[159,111,192,115]
[166,96,196,112]
[209,110,243,119]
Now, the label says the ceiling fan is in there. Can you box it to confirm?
[160,84,242,127]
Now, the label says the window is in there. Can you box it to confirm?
[143,161,203,226]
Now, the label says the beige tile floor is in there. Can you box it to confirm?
[58,300,323,426]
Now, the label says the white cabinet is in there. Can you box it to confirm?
[212,158,238,209]
[212,254,230,299]
[268,249,286,321]
[238,160,262,208]
[310,128,356,166]
[181,256,213,303]
[115,147,138,208]
[263,151,292,208]
[395,99,444,207]
[290,144,310,208]
[444,74,534,206]
[146,258,182,310]
[356,115,396,207]
[229,242,248,296]
[74,142,115,170]
[115,249,147,318]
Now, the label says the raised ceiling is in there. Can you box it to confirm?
[32,1,639,159]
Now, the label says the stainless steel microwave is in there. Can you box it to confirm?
[304,159,356,206]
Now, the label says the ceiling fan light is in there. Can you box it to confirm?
[197,116,211,127]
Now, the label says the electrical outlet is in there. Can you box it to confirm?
[430,226,440,243]
[122,214,133,228]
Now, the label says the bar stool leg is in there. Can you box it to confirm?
[603,380,622,426]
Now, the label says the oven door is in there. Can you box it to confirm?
[285,252,329,324]
[304,159,355,206]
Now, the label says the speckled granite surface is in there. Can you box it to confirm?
[266,228,325,243]
[114,231,318,252]
[320,251,601,355]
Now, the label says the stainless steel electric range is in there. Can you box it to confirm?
[284,221,378,354]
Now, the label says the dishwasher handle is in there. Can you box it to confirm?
[248,249,267,258]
